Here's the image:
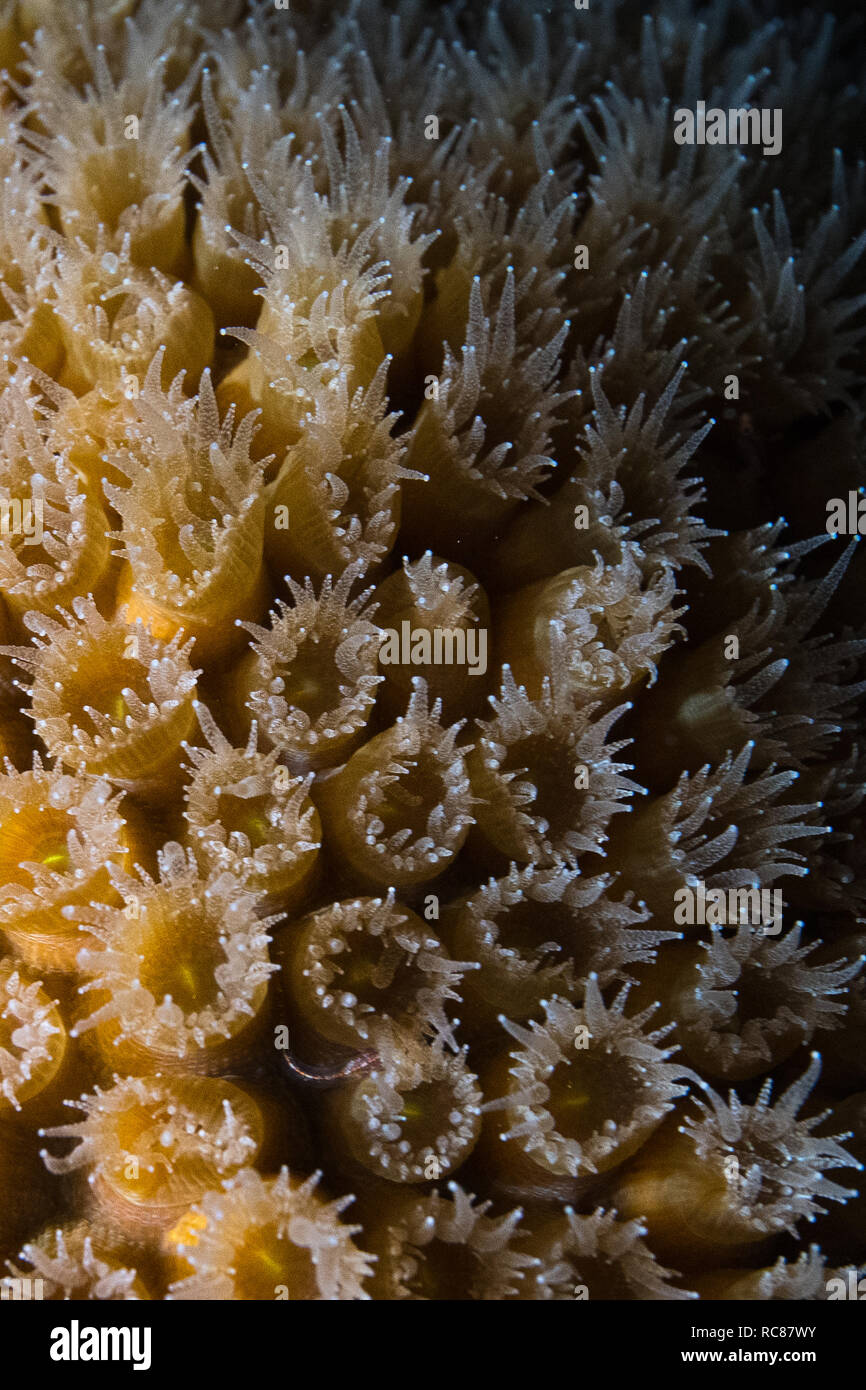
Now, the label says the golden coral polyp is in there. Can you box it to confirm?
[20,24,196,276]
[35,373,144,496]
[314,679,474,889]
[70,842,278,1075]
[49,234,214,397]
[400,271,572,554]
[4,596,199,796]
[494,549,682,703]
[641,920,862,1082]
[515,1206,695,1301]
[273,889,473,1054]
[441,861,677,1029]
[3,1219,151,1300]
[613,1055,861,1265]
[40,1073,264,1240]
[604,741,822,925]
[0,380,113,627]
[221,216,389,462]
[362,1182,535,1300]
[467,668,638,866]
[190,67,283,328]
[630,537,866,783]
[167,1166,374,1300]
[263,358,420,585]
[182,699,320,914]
[689,1249,830,1302]
[322,1026,482,1185]
[305,105,436,359]
[511,364,716,581]
[0,958,66,1119]
[105,354,270,664]
[227,564,382,773]
[442,864,578,1026]
[0,757,128,971]
[421,166,576,358]
[372,552,492,722]
[481,982,695,1202]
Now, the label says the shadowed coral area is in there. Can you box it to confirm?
[0,0,864,1303]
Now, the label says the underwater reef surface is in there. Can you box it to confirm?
[0,0,864,1301]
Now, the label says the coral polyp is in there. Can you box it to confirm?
[166,1166,374,1300]
[5,598,200,795]
[442,861,676,1028]
[264,359,421,584]
[0,957,66,1116]
[401,271,572,553]
[482,981,695,1200]
[467,671,638,866]
[362,1181,536,1300]
[315,679,474,888]
[0,756,128,970]
[614,1055,863,1262]
[273,890,472,1052]
[4,1219,151,1300]
[496,550,683,703]
[647,920,863,1081]
[71,842,278,1072]
[229,563,382,771]
[106,354,270,662]
[0,379,112,624]
[48,232,215,394]
[40,1072,264,1238]
[516,1206,695,1301]
[182,700,321,911]
[372,552,491,720]
[18,11,197,273]
[0,0,864,1308]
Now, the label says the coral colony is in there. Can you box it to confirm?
[0,0,864,1304]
